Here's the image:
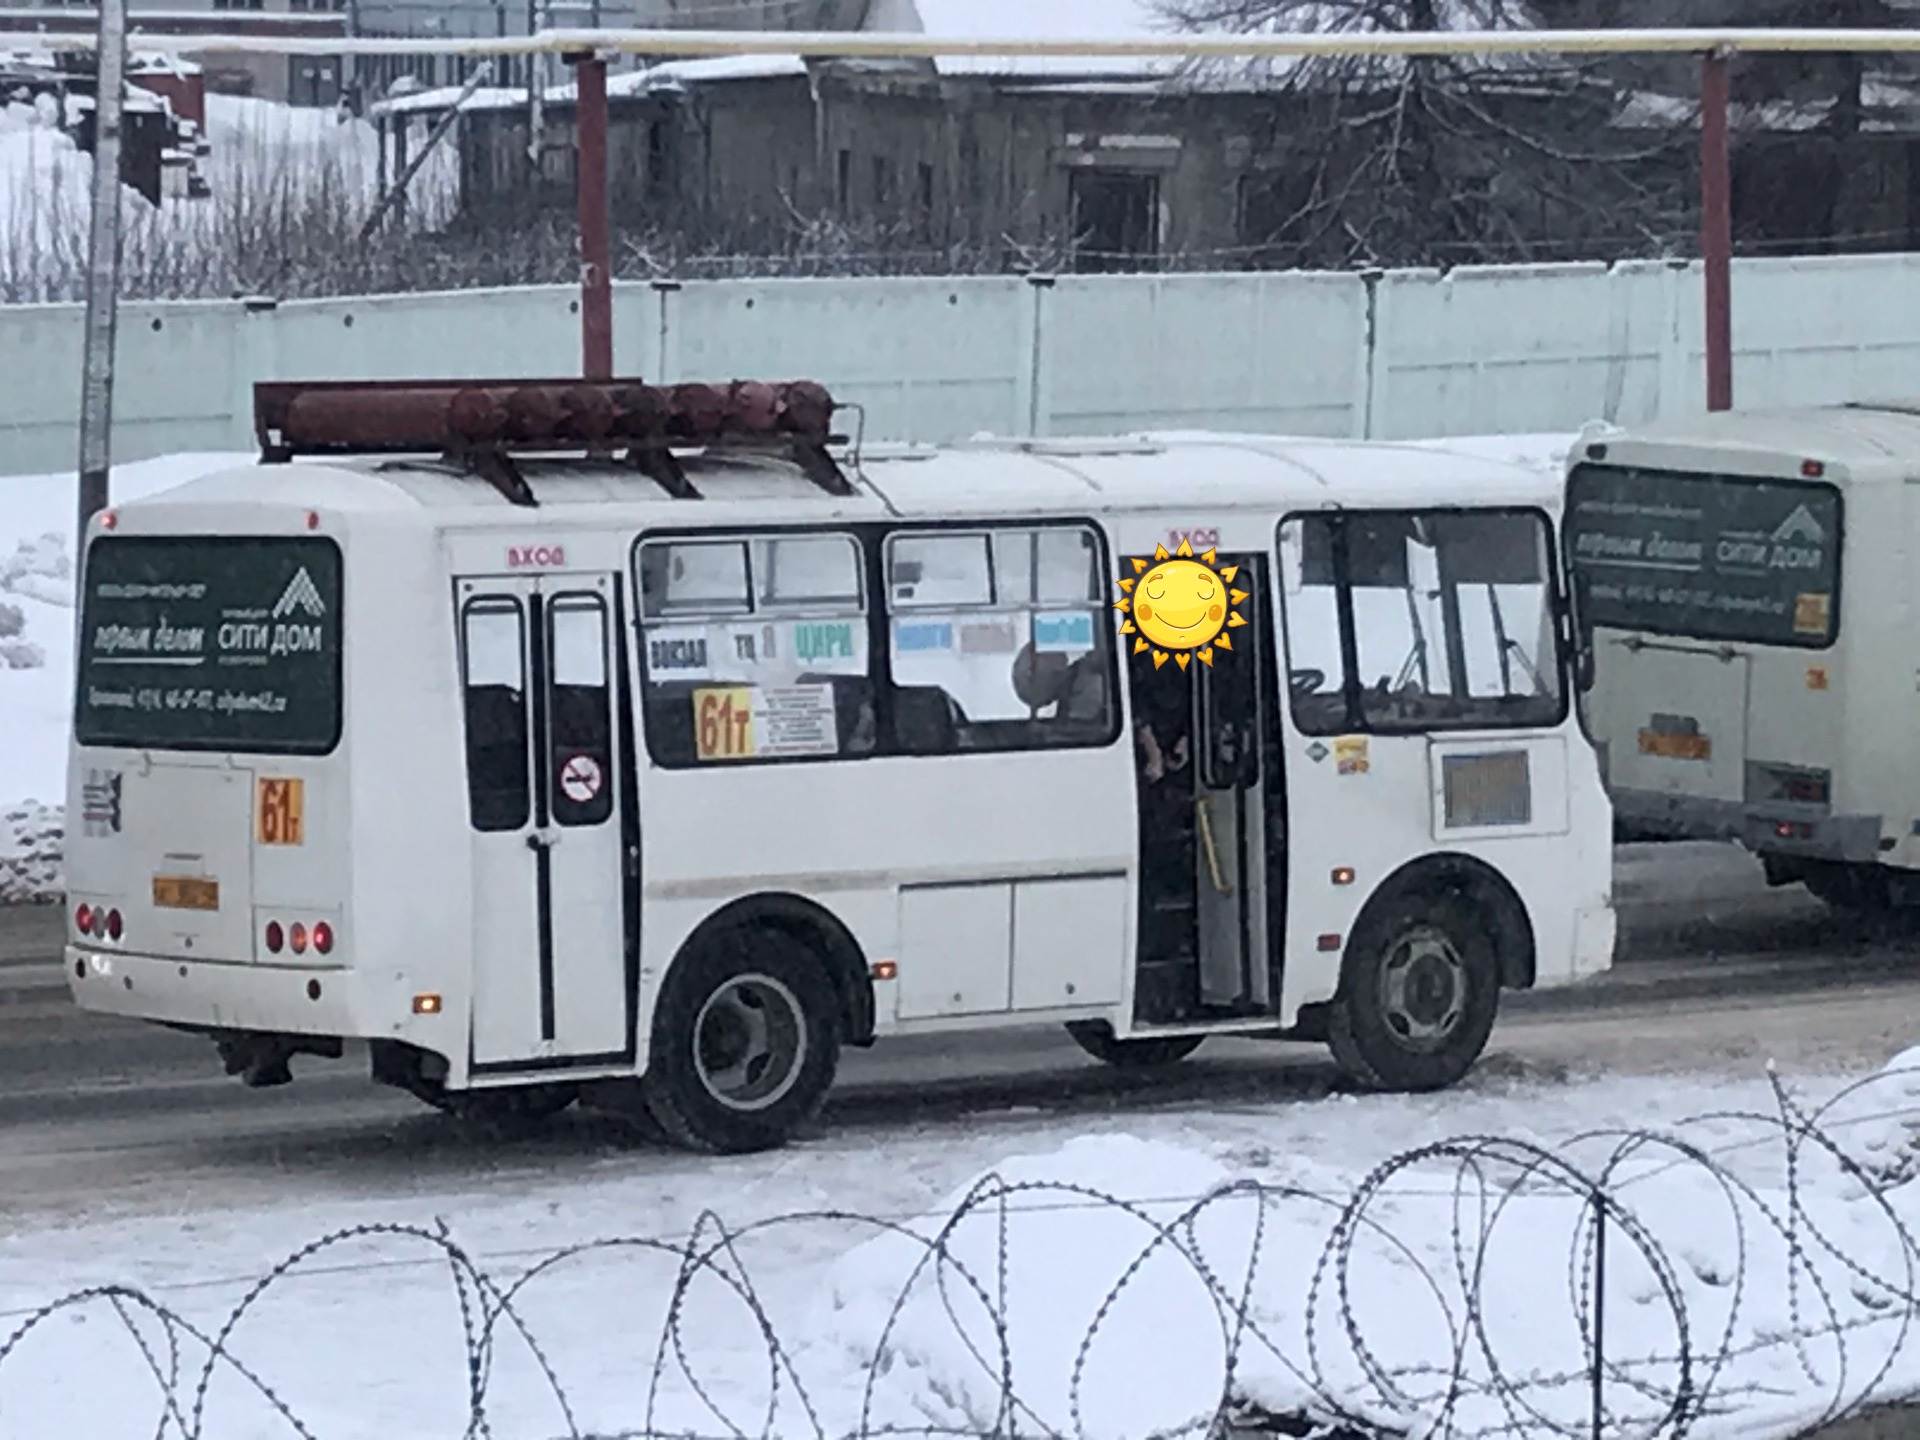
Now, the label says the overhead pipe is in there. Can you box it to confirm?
[30,26,1920,60]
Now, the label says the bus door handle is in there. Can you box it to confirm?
[1195,796,1233,897]
[526,829,560,854]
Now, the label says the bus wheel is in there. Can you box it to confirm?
[1065,1022,1204,1068]
[1804,863,1894,913]
[643,928,840,1155]
[1326,892,1500,1094]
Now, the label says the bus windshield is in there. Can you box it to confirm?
[1280,507,1566,734]
[1564,463,1842,650]
[75,535,344,754]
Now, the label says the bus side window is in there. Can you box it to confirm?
[548,595,613,827]
[461,600,531,832]
[885,525,1117,755]
[1277,516,1348,736]
[635,532,874,768]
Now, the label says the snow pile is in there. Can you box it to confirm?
[6,1062,1920,1438]
[0,799,60,904]
[0,92,459,291]
[814,1067,1920,1440]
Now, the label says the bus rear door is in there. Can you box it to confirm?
[456,571,633,1071]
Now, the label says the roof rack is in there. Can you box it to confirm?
[253,377,854,507]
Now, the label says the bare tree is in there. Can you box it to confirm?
[1157,0,1699,268]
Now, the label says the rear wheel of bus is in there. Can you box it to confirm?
[643,925,841,1155]
[1327,890,1501,1093]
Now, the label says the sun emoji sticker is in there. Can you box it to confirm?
[1114,538,1249,670]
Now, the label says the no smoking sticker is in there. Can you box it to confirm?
[558,754,603,804]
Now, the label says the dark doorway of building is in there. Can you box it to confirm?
[1070,169,1159,273]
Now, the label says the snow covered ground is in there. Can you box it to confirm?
[1,1057,1919,1438]
[0,90,460,292]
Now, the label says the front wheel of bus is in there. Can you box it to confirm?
[643,928,841,1155]
[1326,892,1500,1094]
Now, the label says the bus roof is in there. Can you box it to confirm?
[1579,401,1920,483]
[117,432,1559,532]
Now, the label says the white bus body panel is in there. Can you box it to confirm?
[66,436,1616,1090]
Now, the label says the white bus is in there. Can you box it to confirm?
[1564,403,1911,909]
[64,377,1615,1152]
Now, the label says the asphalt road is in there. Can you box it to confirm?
[0,841,1915,1219]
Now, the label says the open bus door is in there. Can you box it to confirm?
[1125,550,1286,1027]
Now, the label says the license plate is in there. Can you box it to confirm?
[1638,729,1712,762]
[152,875,219,912]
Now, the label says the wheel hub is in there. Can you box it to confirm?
[1380,926,1468,1051]
[691,973,808,1113]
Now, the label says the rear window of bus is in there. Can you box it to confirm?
[75,536,344,754]
[1565,463,1841,648]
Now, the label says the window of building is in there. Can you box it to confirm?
[636,532,876,767]
[884,524,1118,755]
[916,161,935,239]
[1069,169,1159,274]
[835,149,852,212]
[1278,510,1566,736]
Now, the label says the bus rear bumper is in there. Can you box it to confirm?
[1612,787,1881,863]
[66,944,364,1040]
[1570,904,1617,981]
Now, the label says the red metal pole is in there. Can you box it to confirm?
[1700,48,1733,413]
[573,52,613,381]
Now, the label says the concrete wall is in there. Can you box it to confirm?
[10,251,1920,478]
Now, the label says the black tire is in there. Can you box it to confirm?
[642,925,841,1155]
[1327,890,1500,1093]
[1804,864,1894,913]
[1066,1021,1205,1068]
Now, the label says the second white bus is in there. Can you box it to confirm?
[64,378,1616,1151]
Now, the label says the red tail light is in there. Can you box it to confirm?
[75,903,93,936]
[312,921,334,956]
[105,909,123,942]
[265,921,285,954]
[289,922,309,955]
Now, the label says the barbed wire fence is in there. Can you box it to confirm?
[3,1066,1920,1439]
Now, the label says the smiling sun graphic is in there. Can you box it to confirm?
[1114,539,1249,671]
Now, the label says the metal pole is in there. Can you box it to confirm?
[573,51,613,379]
[1701,47,1734,412]
[75,0,128,559]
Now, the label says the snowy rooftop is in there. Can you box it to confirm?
[374,0,1575,116]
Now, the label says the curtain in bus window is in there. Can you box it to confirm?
[547,596,613,828]
[885,526,1116,755]
[461,601,530,832]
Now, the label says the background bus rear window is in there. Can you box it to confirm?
[1565,464,1841,648]
[76,536,344,754]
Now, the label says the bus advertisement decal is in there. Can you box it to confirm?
[1334,736,1370,776]
[694,683,840,762]
[1033,610,1096,655]
[256,778,305,846]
